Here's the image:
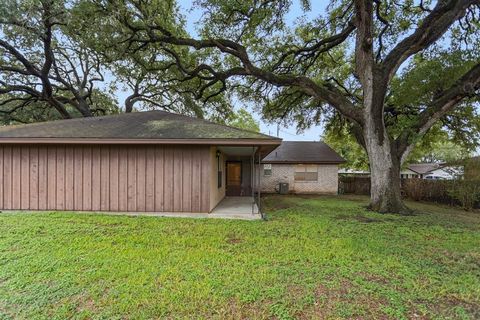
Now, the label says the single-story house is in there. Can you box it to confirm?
[258,141,345,194]
[0,111,281,215]
[401,163,463,180]
[338,168,370,176]
[339,163,463,180]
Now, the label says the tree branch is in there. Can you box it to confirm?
[382,0,478,82]
[397,61,480,162]
[128,30,362,123]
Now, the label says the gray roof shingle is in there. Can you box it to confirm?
[407,163,442,174]
[262,141,345,164]
[0,110,279,141]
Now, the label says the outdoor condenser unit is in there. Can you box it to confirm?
[278,182,289,194]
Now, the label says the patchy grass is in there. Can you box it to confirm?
[0,195,479,319]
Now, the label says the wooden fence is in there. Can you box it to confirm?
[339,176,469,207]
[339,176,370,195]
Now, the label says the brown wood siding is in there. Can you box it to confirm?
[0,144,211,212]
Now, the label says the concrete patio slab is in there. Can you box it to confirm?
[210,196,261,220]
[1,197,262,220]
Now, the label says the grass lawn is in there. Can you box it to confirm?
[0,195,479,319]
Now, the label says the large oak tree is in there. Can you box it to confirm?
[0,0,232,122]
[88,0,480,214]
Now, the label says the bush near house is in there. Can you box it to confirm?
[448,180,480,211]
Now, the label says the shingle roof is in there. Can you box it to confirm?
[262,141,345,164]
[407,163,443,174]
[0,110,279,141]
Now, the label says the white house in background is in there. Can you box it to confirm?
[340,163,463,180]
[403,163,463,180]
[338,168,370,176]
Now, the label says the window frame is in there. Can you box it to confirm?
[294,164,318,182]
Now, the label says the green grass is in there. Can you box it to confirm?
[0,195,479,319]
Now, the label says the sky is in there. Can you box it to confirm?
[175,0,330,141]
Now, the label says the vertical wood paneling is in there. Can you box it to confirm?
[100,147,110,211]
[73,147,83,210]
[29,147,39,210]
[182,148,192,212]
[3,147,12,209]
[201,148,210,212]
[83,147,92,211]
[136,147,146,211]
[20,147,30,209]
[173,148,183,212]
[65,147,74,210]
[127,147,137,211]
[47,146,56,209]
[118,146,128,211]
[56,146,65,210]
[163,146,174,211]
[91,147,101,211]
[191,147,201,212]
[154,146,164,212]
[12,147,21,209]
[38,147,48,210]
[1,144,211,213]
[145,147,155,211]
[109,146,119,211]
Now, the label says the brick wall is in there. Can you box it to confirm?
[256,164,339,194]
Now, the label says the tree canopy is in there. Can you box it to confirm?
[0,0,233,122]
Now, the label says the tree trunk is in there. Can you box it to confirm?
[363,123,412,214]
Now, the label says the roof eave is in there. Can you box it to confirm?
[261,160,346,164]
[0,137,282,145]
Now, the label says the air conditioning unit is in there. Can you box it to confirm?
[278,182,289,194]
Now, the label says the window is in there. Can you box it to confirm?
[294,165,318,182]
[263,164,272,176]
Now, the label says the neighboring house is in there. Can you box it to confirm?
[338,168,370,176]
[403,163,463,180]
[0,111,281,214]
[258,141,345,194]
[340,163,463,180]
[399,167,421,179]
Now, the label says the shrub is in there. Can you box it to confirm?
[447,180,480,211]
[402,179,454,204]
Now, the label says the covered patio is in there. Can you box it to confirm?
[212,145,272,219]
[210,196,261,220]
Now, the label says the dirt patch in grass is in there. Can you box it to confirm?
[435,297,480,319]
[295,280,392,319]
[334,213,385,223]
[357,272,390,285]
[210,298,268,319]
[294,194,326,199]
[75,295,98,314]
[226,234,243,245]
[408,297,480,319]
[262,198,293,210]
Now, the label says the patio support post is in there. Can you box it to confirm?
[251,146,255,215]
[258,151,262,215]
